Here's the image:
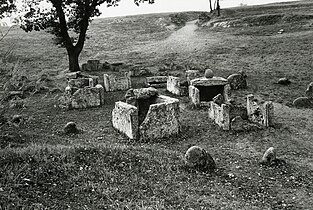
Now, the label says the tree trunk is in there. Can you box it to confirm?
[217,0,220,16]
[209,0,213,12]
[67,48,81,72]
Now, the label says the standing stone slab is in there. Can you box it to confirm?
[189,85,200,106]
[208,102,230,130]
[167,76,182,96]
[112,102,139,140]
[139,95,180,140]
[247,94,274,127]
[103,73,131,92]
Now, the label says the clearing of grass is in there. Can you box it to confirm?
[1,1,313,209]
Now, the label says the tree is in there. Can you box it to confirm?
[17,0,155,72]
[0,0,16,18]
[208,0,213,13]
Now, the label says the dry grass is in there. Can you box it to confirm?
[1,1,313,209]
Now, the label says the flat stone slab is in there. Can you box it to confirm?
[190,77,228,86]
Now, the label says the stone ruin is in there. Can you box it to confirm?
[209,94,274,131]
[103,73,131,92]
[189,76,230,107]
[112,87,180,140]
[81,60,128,72]
[58,72,104,109]
[166,76,188,96]
[146,76,168,88]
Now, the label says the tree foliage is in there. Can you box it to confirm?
[0,0,16,18]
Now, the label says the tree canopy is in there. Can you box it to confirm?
[0,0,16,18]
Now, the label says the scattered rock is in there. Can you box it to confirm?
[305,82,313,99]
[64,122,79,134]
[204,69,214,79]
[11,115,24,124]
[212,94,224,106]
[227,71,247,90]
[185,146,216,171]
[260,147,277,164]
[277,77,291,85]
[230,116,246,131]
[293,97,313,108]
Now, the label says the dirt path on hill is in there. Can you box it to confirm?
[133,20,218,56]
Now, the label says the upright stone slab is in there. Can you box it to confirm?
[189,85,200,106]
[247,94,274,127]
[305,82,313,99]
[103,73,131,92]
[208,102,230,130]
[112,102,139,140]
[167,76,182,96]
[139,95,180,140]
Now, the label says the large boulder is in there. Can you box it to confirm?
[184,146,216,171]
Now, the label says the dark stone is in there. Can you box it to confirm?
[277,77,291,85]
[64,122,79,134]
[185,146,216,171]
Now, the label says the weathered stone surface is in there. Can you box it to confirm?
[204,69,214,78]
[65,71,81,79]
[247,94,274,127]
[186,70,201,82]
[68,78,91,88]
[212,94,224,106]
[293,97,313,108]
[139,95,180,140]
[95,84,105,105]
[167,76,182,96]
[132,87,158,100]
[146,76,168,88]
[64,122,79,134]
[209,102,230,130]
[305,82,313,99]
[185,146,216,170]
[189,85,200,106]
[190,77,228,87]
[59,87,104,109]
[227,71,247,90]
[277,77,291,85]
[112,102,139,140]
[261,147,276,164]
[103,73,131,92]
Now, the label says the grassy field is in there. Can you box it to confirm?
[1,1,313,209]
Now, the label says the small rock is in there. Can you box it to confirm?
[185,146,215,171]
[204,69,214,78]
[230,116,246,131]
[64,122,79,134]
[261,147,276,164]
[12,115,24,124]
[293,97,313,108]
[277,78,291,85]
[227,71,247,90]
[305,82,313,99]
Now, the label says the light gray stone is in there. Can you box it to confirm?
[204,69,214,78]
[167,76,182,96]
[261,147,276,164]
[103,73,131,92]
[208,102,230,130]
[71,87,102,109]
[190,77,228,87]
[212,94,224,106]
[189,85,200,106]
[185,146,216,170]
[247,94,274,127]
[305,82,313,99]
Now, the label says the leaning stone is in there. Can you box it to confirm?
[212,94,224,106]
[305,82,313,99]
[184,146,216,171]
[277,77,291,85]
[64,122,79,134]
[260,147,276,164]
[204,69,214,78]
[293,97,313,108]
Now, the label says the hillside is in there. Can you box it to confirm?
[1,1,313,209]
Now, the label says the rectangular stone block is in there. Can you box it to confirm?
[208,102,230,130]
[112,102,139,140]
[103,73,131,92]
[146,76,168,87]
[247,94,274,127]
[71,87,102,109]
[167,76,181,96]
